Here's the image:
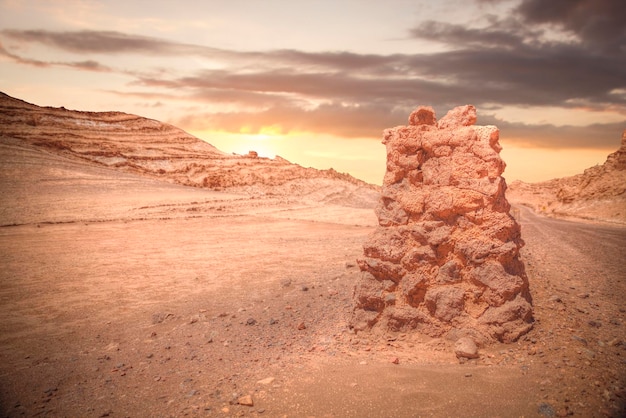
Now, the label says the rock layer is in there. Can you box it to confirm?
[0,92,378,208]
[508,129,626,224]
[352,105,533,343]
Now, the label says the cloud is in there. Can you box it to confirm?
[480,114,625,149]
[1,12,624,148]
[409,17,534,50]
[0,40,111,71]
[0,29,209,55]
[406,0,626,113]
[0,29,394,72]
[515,0,626,51]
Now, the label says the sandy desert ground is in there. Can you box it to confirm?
[1,136,625,418]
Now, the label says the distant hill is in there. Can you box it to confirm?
[0,92,379,208]
[508,130,626,225]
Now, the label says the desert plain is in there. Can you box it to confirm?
[0,95,625,417]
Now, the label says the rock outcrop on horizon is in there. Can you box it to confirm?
[508,130,626,224]
[351,105,533,343]
[0,92,378,208]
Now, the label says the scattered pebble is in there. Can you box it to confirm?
[257,377,275,385]
[238,395,254,406]
[549,295,562,303]
[538,402,555,417]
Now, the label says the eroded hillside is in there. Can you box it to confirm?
[0,92,379,208]
[508,130,626,224]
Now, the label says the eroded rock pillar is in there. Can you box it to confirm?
[352,105,533,343]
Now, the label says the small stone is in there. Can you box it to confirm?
[257,377,275,385]
[588,320,602,328]
[583,349,596,359]
[390,357,399,364]
[269,318,278,325]
[246,318,257,326]
[297,322,306,330]
[556,407,569,417]
[301,285,309,291]
[538,402,555,417]
[454,337,479,359]
[238,395,254,406]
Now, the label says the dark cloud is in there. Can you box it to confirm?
[480,114,625,149]
[407,46,625,108]
[0,40,49,67]
[1,12,624,149]
[515,0,626,51]
[405,0,626,119]
[409,18,533,49]
[0,29,211,56]
[0,29,395,72]
[0,40,111,71]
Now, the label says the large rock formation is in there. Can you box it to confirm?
[508,129,626,224]
[352,105,533,343]
[0,92,378,208]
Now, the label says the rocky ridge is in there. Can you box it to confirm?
[508,129,626,224]
[0,92,379,208]
[352,105,533,344]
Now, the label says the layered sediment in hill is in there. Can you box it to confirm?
[508,130,626,224]
[0,92,378,207]
[351,105,533,344]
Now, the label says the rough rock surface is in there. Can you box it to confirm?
[508,129,626,224]
[352,105,533,343]
[0,92,378,208]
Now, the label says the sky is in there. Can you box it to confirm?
[0,0,624,185]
